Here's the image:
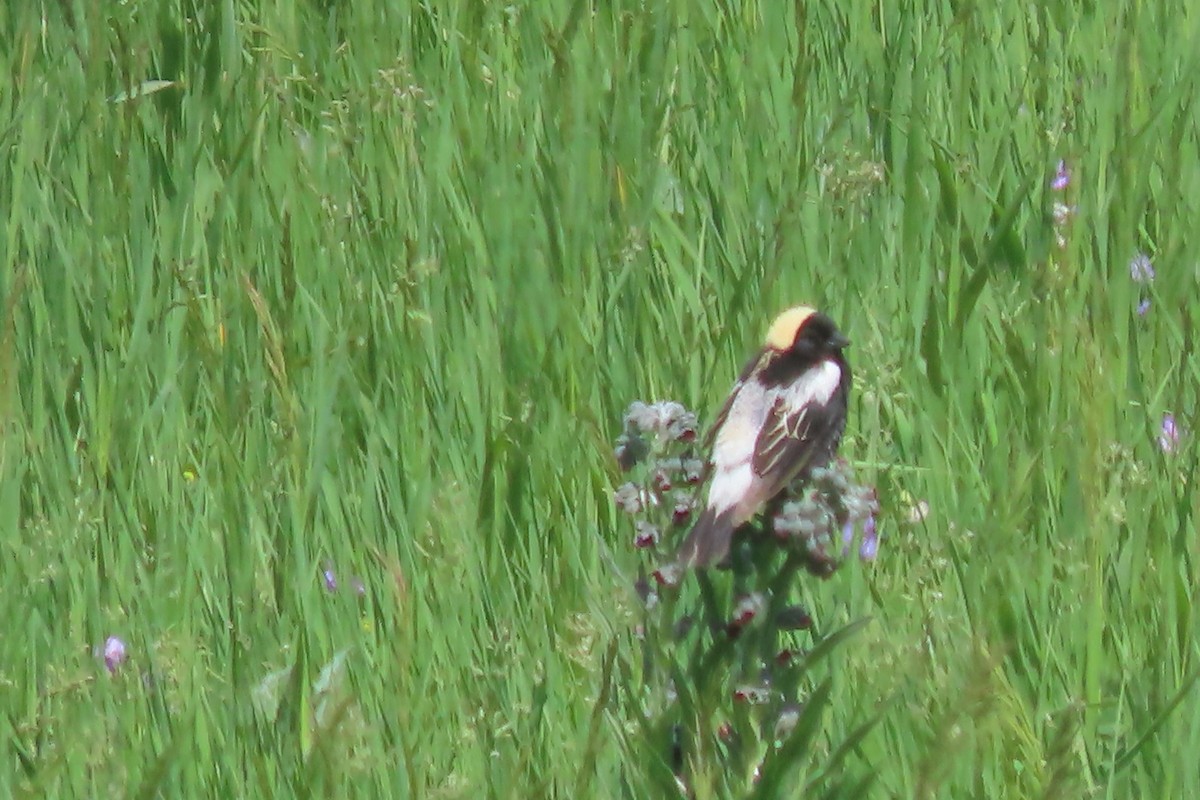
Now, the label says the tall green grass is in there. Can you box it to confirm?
[2,1,1198,796]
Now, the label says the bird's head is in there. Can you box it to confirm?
[764,305,849,362]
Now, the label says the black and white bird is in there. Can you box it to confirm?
[676,306,851,568]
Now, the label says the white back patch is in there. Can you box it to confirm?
[783,360,842,411]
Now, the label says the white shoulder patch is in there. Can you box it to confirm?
[783,360,842,412]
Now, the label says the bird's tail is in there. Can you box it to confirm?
[675,507,735,568]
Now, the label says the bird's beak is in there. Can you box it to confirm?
[830,332,850,350]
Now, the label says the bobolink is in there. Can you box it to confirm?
[676,306,851,567]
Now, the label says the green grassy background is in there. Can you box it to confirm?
[3,1,1198,796]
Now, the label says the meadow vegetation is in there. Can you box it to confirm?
[2,1,1198,796]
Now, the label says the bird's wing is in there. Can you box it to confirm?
[750,379,847,500]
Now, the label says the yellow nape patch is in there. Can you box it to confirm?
[763,305,816,350]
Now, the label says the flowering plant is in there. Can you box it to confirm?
[613,400,881,794]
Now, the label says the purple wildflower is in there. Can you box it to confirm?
[1130,252,1155,283]
[1047,160,1073,249]
[322,564,367,595]
[1137,298,1151,316]
[840,515,880,561]
[102,636,127,673]
[841,520,855,552]
[859,515,879,561]
[1160,413,1181,454]
[1051,160,1071,191]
